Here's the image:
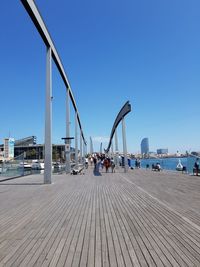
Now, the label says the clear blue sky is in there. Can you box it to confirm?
[1,0,200,154]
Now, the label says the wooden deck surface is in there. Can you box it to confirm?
[0,166,200,266]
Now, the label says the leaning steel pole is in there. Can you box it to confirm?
[122,116,128,173]
[90,137,93,155]
[66,89,71,173]
[100,142,102,154]
[44,47,52,184]
[115,129,119,168]
[75,112,78,168]
[80,132,83,164]
[111,141,114,158]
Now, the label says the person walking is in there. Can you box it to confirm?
[85,158,88,169]
[93,157,97,170]
[194,158,199,176]
[110,158,115,173]
[104,158,110,173]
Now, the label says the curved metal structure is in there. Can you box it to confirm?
[21,0,86,145]
[105,101,131,153]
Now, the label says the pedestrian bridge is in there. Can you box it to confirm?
[0,167,200,266]
[1,2,200,266]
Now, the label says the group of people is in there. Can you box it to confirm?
[85,155,200,176]
[151,162,161,171]
[86,154,116,173]
[135,158,141,168]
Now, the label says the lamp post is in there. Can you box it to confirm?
[61,137,74,173]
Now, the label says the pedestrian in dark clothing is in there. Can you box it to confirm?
[104,158,110,173]
[93,157,97,170]
[111,158,115,173]
[194,159,199,176]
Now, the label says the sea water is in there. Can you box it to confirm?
[130,156,197,174]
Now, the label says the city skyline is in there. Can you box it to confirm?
[0,135,197,157]
[1,1,200,154]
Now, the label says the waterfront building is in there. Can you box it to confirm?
[141,138,149,156]
[157,148,168,155]
[0,147,4,162]
[3,138,15,160]
[0,136,75,162]
[15,136,37,146]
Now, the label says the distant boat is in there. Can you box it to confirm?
[53,162,63,169]
[176,159,183,171]
[19,162,32,169]
[31,161,44,170]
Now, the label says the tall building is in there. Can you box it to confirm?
[4,138,15,160]
[141,138,149,155]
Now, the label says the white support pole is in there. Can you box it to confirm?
[80,132,83,164]
[90,137,93,155]
[66,88,71,173]
[100,142,102,154]
[83,142,85,167]
[111,141,114,158]
[115,129,119,168]
[122,117,128,173]
[75,112,78,168]
[44,46,52,184]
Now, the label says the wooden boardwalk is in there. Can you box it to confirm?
[0,167,200,266]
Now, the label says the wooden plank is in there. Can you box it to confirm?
[98,185,110,267]
[65,190,91,266]
[78,188,94,266]
[103,185,136,267]
[11,191,77,266]
[118,173,200,266]
[87,187,96,267]
[0,169,200,266]
[94,186,102,267]
[55,190,88,266]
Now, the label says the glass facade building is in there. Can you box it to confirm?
[141,138,149,155]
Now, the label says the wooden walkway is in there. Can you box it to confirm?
[0,167,200,266]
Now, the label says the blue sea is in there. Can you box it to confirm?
[130,156,198,174]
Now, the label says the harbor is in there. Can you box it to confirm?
[133,156,200,174]
[0,167,200,266]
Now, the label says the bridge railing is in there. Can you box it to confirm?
[21,0,87,183]
[0,153,26,179]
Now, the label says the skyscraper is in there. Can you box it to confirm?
[141,138,149,155]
